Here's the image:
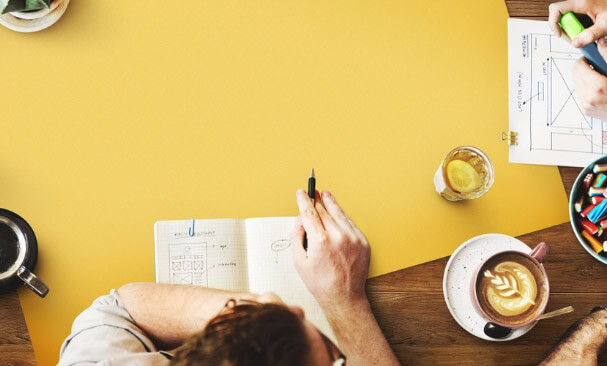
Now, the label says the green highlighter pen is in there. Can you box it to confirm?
[559,12,607,76]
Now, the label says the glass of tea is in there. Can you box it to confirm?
[434,146,494,201]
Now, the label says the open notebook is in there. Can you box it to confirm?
[154,217,335,342]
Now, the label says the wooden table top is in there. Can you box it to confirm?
[0,290,35,365]
[2,167,598,366]
[365,3,607,364]
[0,2,600,365]
[0,167,600,366]
[366,166,607,365]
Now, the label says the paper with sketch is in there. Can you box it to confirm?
[508,18,607,167]
[154,217,335,342]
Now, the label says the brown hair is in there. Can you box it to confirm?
[170,302,310,366]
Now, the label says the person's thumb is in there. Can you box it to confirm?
[574,23,607,48]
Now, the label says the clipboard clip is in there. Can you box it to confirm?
[502,131,518,146]
[188,218,195,237]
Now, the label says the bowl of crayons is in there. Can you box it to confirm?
[570,157,607,264]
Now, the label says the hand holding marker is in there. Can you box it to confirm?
[559,12,607,76]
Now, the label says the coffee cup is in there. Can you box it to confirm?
[0,209,49,298]
[472,242,550,328]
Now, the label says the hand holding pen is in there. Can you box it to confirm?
[291,189,371,307]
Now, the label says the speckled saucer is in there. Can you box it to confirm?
[443,233,537,341]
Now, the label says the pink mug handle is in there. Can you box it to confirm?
[529,242,550,263]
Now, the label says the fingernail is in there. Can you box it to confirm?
[322,191,331,198]
[297,189,305,195]
[573,39,581,48]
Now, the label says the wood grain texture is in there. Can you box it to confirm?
[558,166,583,200]
[365,163,606,364]
[0,2,594,366]
[506,0,553,19]
[0,290,36,365]
[364,2,607,363]
[366,221,607,365]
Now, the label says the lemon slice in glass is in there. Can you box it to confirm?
[447,160,481,193]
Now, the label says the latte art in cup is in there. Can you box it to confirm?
[476,253,548,326]
[482,261,537,317]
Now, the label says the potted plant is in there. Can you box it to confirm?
[0,0,69,32]
[1,0,53,15]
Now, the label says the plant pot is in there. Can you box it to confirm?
[0,0,69,33]
[10,1,59,20]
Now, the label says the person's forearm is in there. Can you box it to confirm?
[539,309,607,366]
[322,297,400,366]
[117,282,259,350]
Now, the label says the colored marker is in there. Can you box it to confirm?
[589,187,606,197]
[581,218,600,235]
[560,12,607,76]
[584,173,594,189]
[581,203,597,218]
[575,195,586,212]
[582,230,603,253]
[593,173,607,188]
[594,164,607,174]
[588,199,607,223]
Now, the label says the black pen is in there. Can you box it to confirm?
[303,168,315,250]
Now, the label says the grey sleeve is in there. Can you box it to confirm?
[57,289,158,366]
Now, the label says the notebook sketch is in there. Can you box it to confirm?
[508,18,607,167]
[154,217,336,343]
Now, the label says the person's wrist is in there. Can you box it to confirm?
[558,308,607,355]
[319,292,371,317]
[585,309,607,353]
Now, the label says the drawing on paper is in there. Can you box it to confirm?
[527,34,602,153]
[508,19,607,167]
[270,239,290,263]
[169,242,207,286]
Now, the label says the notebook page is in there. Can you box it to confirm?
[154,219,249,291]
[244,217,336,343]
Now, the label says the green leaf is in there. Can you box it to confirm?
[24,0,50,11]
[0,0,50,13]
[1,0,25,14]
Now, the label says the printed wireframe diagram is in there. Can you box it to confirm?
[527,32,607,154]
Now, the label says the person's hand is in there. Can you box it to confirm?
[573,49,607,120]
[290,190,370,312]
[549,0,607,47]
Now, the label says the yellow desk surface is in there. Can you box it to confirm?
[0,0,569,364]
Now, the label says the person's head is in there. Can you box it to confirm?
[170,297,345,366]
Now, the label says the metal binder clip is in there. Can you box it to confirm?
[188,218,195,237]
[501,131,518,146]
